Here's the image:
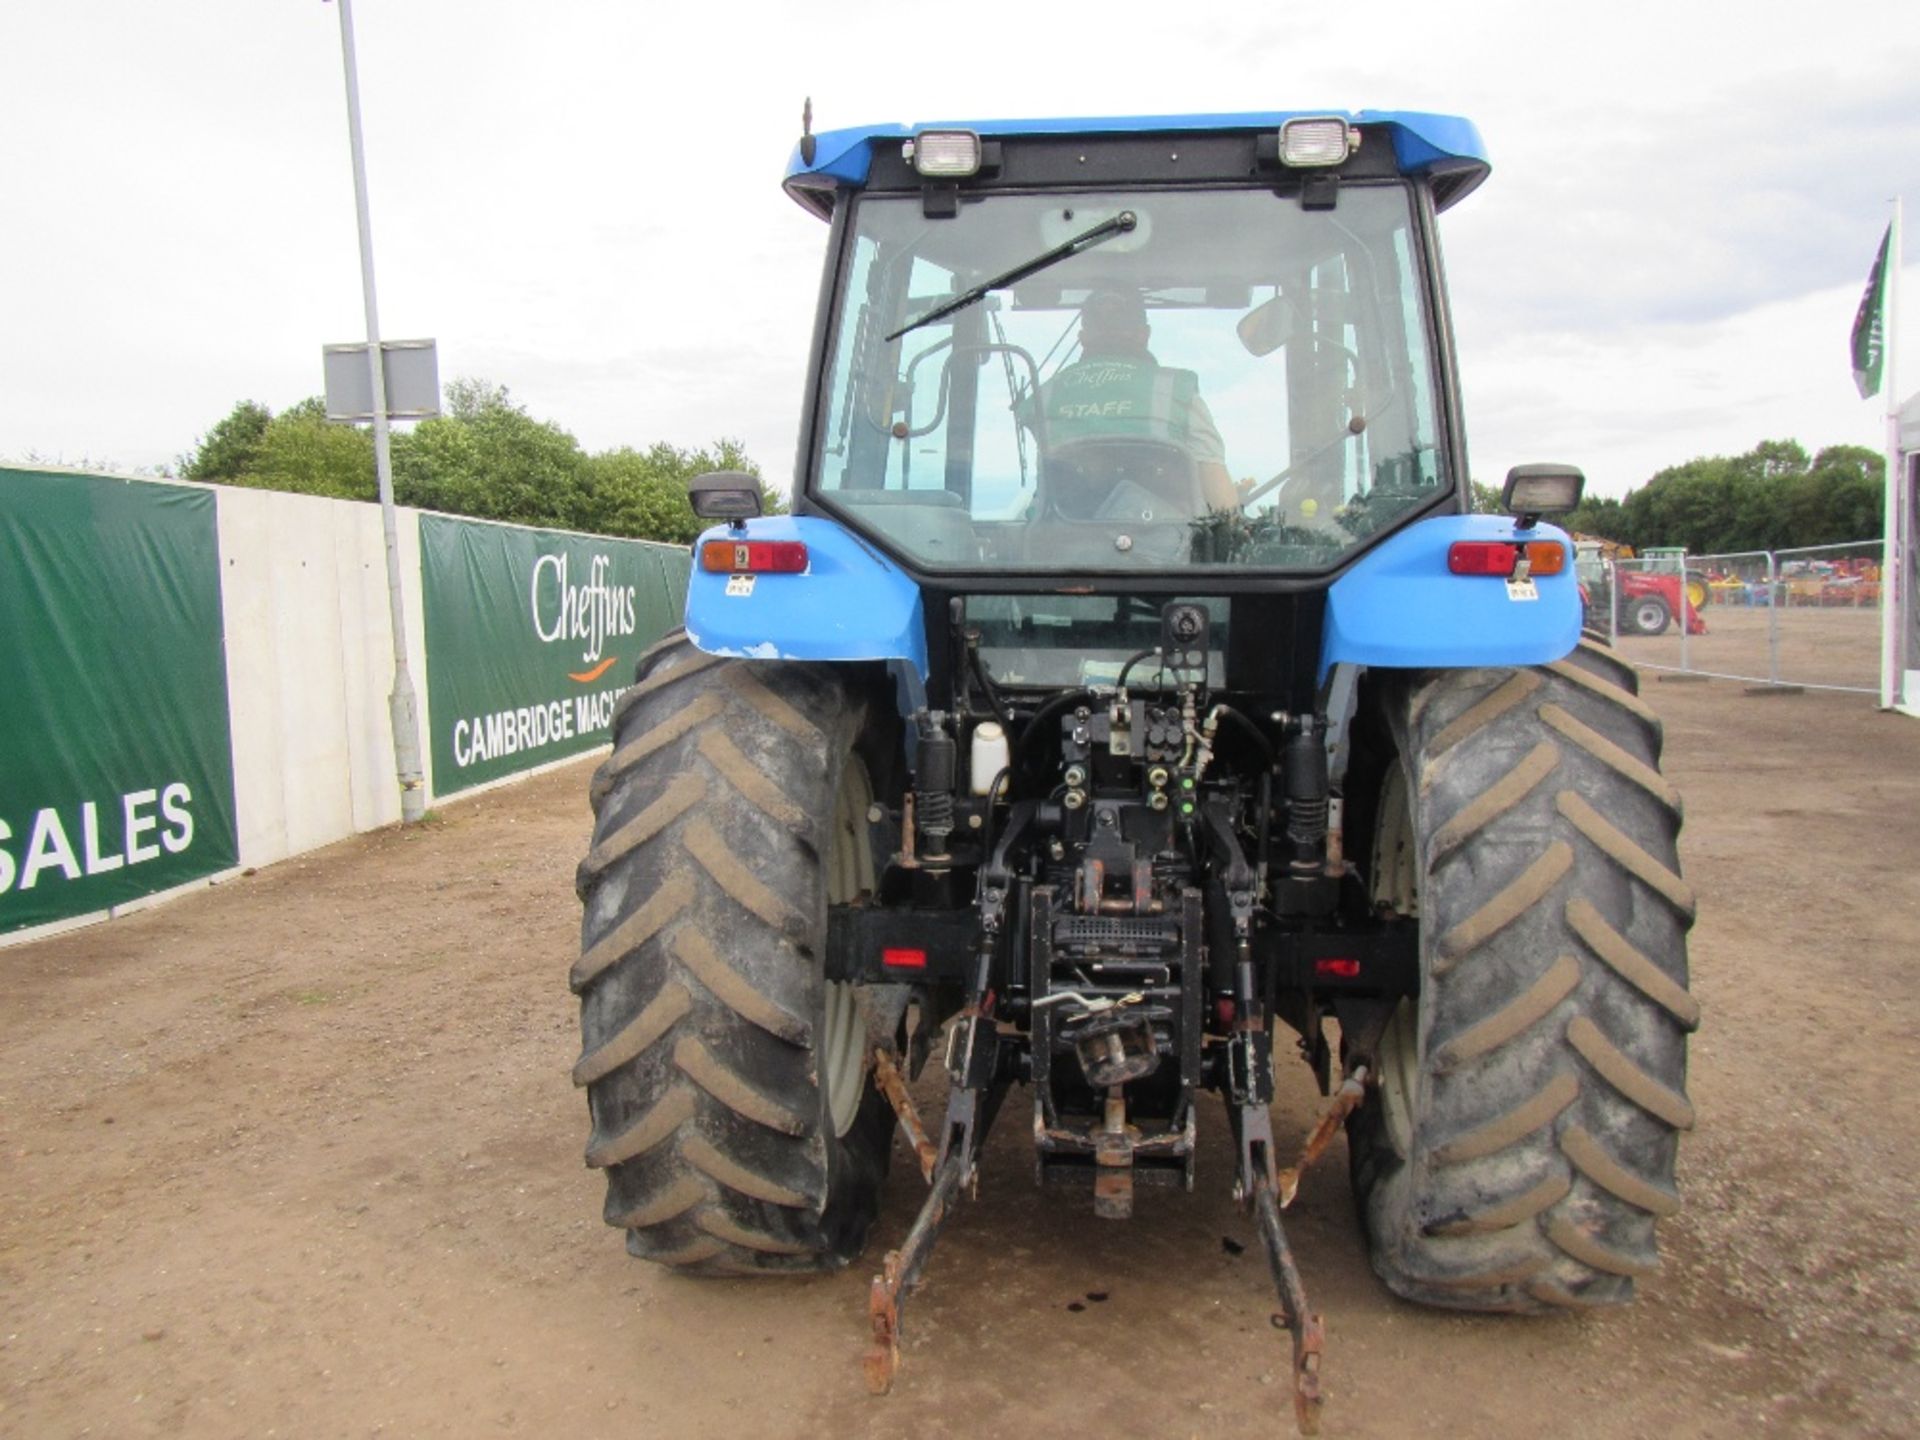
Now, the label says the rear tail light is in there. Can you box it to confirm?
[1315,958,1362,979]
[1448,541,1518,576]
[700,539,809,574]
[1446,540,1567,577]
[1523,541,1567,576]
[882,948,927,970]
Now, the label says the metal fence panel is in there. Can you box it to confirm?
[1600,542,1884,693]
[1765,540,1884,692]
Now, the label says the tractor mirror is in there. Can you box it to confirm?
[1237,294,1297,357]
[688,471,764,522]
[1501,464,1584,528]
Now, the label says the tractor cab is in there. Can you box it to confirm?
[793,114,1477,583]
[685,113,1584,707]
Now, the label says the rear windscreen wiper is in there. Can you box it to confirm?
[884,211,1137,343]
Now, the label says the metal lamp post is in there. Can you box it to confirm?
[330,0,427,823]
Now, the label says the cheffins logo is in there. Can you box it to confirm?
[530,553,638,682]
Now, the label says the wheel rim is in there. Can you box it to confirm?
[1369,764,1420,1156]
[1374,998,1419,1156]
[1370,764,1417,919]
[824,751,876,1138]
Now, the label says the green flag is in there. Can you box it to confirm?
[1852,223,1891,399]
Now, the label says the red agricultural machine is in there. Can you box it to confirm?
[1575,543,1705,636]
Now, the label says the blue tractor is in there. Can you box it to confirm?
[573,110,1696,1433]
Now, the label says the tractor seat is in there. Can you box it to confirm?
[832,487,977,565]
[1042,439,1201,523]
[1015,439,1201,567]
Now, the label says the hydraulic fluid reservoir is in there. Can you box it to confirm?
[970,721,1009,796]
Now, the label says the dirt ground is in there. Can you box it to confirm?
[4,670,1918,1439]
[1609,601,1885,693]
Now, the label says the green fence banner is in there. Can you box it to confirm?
[421,515,689,796]
[0,468,240,934]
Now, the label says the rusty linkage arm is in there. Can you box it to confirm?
[1277,1066,1368,1208]
[872,1049,938,1185]
[863,1006,999,1393]
[1248,1063,1371,1435]
[863,1142,966,1394]
[1229,1012,1325,1434]
[864,905,1007,1396]
[1253,1169,1326,1436]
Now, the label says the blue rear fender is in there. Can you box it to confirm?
[683,514,931,682]
[687,513,1575,689]
[1321,515,1581,680]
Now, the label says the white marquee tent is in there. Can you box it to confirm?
[1896,392,1920,715]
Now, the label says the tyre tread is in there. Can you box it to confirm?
[1352,637,1696,1311]
[1434,841,1572,970]
[1433,954,1581,1070]
[1429,740,1559,860]
[1555,792,1696,918]
[574,640,891,1275]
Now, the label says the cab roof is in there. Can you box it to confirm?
[782,110,1489,220]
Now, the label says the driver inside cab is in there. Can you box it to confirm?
[1026,290,1240,514]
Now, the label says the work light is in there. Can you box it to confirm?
[687,470,764,524]
[1279,117,1358,167]
[1501,464,1585,524]
[906,130,983,177]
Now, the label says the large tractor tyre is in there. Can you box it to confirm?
[571,632,894,1275]
[1349,637,1699,1311]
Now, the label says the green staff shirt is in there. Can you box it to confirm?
[1035,357,1226,468]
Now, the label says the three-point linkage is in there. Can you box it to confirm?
[864,870,1012,1394]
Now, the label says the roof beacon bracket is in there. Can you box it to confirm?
[1301,175,1339,211]
[922,183,960,219]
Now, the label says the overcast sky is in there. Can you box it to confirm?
[3,0,1916,500]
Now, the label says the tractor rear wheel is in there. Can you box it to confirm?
[1349,638,1698,1310]
[571,633,893,1273]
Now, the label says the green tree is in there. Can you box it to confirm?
[177,379,773,541]
[1625,458,1738,552]
[1467,479,1504,514]
[1563,493,1626,542]
[180,400,271,483]
[246,402,376,499]
[391,380,587,527]
[1784,445,1883,548]
[182,396,373,498]
[1734,438,1811,482]
[577,437,781,544]
[1580,439,1882,556]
